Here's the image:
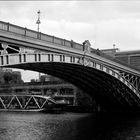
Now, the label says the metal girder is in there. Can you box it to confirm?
[119,71,140,92]
[0,95,57,110]
[0,42,45,55]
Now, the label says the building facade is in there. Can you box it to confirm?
[101,48,140,70]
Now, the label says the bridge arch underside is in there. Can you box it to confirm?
[4,62,140,111]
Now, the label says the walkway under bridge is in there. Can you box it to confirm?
[0,95,57,111]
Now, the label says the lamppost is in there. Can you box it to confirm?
[113,44,116,49]
[36,10,41,34]
[36,10,41,81]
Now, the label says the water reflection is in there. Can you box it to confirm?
[1,112,140,140]
[0,112,94,140]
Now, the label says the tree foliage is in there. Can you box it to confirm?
[0,69,23,84]
[76,89,93,107]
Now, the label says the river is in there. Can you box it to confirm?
[0,112,140,140]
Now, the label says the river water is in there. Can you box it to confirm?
[0,112,140,140]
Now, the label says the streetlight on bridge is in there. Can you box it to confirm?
[36,10,41,81]
[36,10,41,34]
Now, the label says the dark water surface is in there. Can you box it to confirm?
[0,112,140,140]
[0,112,94,140]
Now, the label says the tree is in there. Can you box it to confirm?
[76,89,93,107]
[3,71,13,84]
[3,70,23,84]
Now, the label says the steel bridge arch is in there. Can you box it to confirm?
[1,52,140,110]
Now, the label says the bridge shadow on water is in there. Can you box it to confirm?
[50,112,140,140]
[77,112,140,140]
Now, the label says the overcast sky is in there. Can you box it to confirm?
[0,1,140,81]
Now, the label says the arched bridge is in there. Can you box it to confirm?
[0,21,140,111]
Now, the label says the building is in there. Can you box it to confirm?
[101,48,140,70]
[115,50,140,69]
[101,48,119,57]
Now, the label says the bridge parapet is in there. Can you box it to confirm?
[0,21,83,52]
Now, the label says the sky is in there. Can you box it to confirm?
[0,1,140,81]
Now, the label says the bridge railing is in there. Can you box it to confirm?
[0,21,83,51]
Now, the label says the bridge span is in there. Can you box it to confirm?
[0,21,140,111]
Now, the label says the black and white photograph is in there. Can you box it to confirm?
[0,1,140,140]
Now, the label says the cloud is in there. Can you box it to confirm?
[0,1,121,23]
[40,19,95,43]
[115,1,140,14]
[94,18,140,50]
